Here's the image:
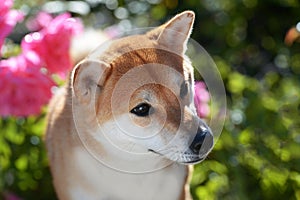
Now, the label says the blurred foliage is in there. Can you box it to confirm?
[0,117,56,199]
[1,0,300,199]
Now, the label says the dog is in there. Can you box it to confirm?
[46,11,214,200]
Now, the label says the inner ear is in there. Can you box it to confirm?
[71,59,111,104]
[156,11,195,55]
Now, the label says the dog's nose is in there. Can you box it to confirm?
[189,126,213,155]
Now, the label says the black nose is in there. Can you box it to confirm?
[189,126,213,155]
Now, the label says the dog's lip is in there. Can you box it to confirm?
[181,157,204,164]
[148,149,162,156]
[148,149,206,164]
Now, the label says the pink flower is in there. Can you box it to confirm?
[194,81,210,118]
[21,13,83,77]
[0,0,24,54]
[3,191,22,200]
[26,12,53,31]
[0,51,55,117]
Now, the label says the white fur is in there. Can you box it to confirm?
[90,115,173,173]
[70,146,187,200]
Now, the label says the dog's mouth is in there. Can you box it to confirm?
[180,155,206,164]
[148,149,207,165]
[148,149,161,155]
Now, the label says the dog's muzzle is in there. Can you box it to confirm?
[147,122,214,165]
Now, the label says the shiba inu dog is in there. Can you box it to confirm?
[46,11,214,200]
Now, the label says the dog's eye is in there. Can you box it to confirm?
[130,103,152,117]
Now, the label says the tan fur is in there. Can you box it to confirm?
[46,11,212,200]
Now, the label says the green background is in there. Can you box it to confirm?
[1,0,300,199]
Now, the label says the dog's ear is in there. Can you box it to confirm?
[150,11,195,55]
[71,59,111,104]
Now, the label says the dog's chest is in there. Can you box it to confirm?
[69,147,187,200]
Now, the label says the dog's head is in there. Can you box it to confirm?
[71,11,213,166]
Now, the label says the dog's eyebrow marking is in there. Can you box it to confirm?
[141,92,152,102]
[180,81,188,98]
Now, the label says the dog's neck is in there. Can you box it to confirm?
[70,144,189,200]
